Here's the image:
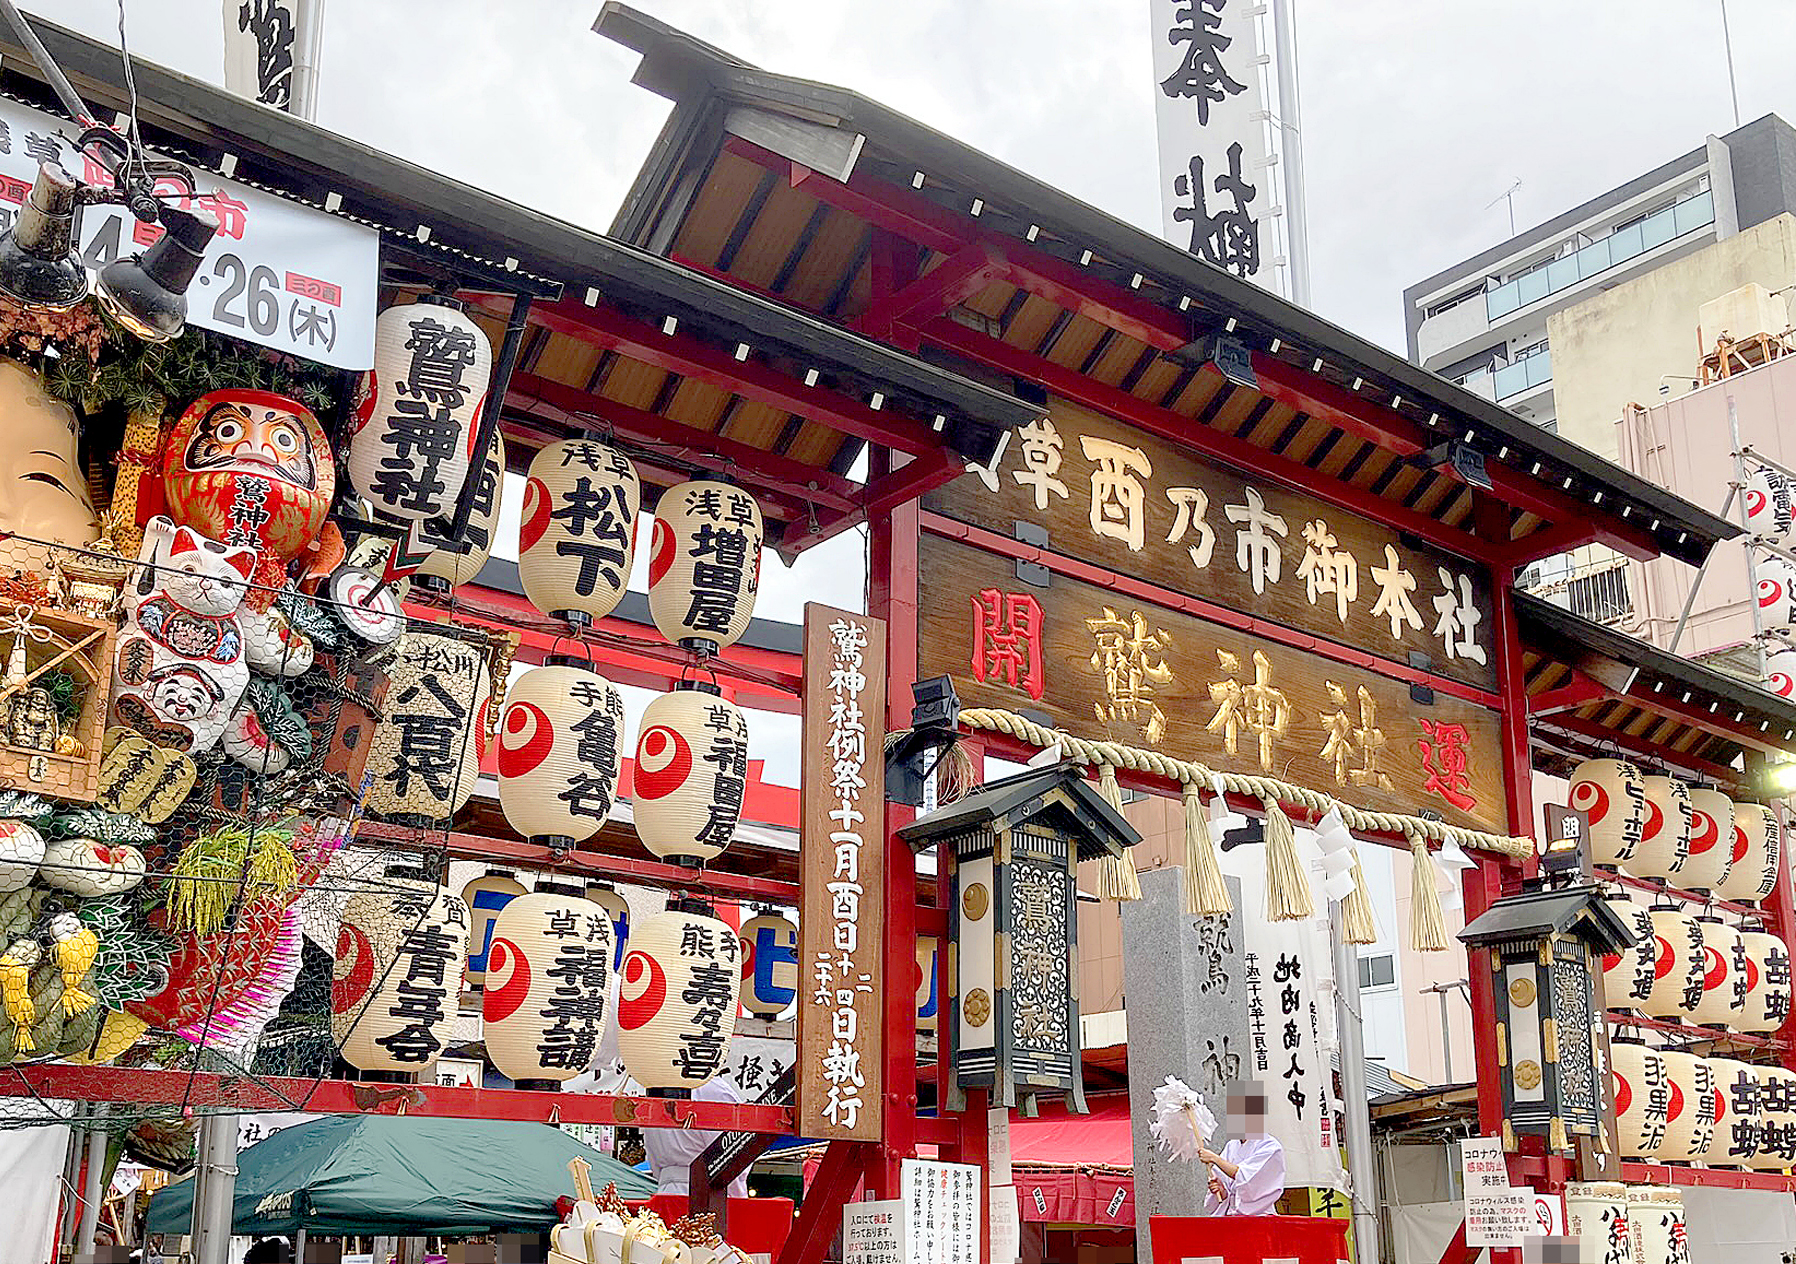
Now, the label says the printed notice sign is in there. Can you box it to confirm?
[902,1158,982,1264]
[844,1198,905,1264]
[1458,1135,1509,1192]
[990,1185,1021,1264]
[1459,1136,1536,1247]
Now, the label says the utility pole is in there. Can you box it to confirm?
[1720,0,1742,129]
[1331,902,1379,1264]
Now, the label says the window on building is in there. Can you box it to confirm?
[1613,199,1677,233]
[1426,285,1486,318]
[1512,338,1549,361]
[1358,954,1396,990]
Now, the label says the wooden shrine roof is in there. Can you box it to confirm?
[1518,591,1796,790]
[595,3,1739,572]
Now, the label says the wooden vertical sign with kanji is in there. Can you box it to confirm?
[798,603,888,1142]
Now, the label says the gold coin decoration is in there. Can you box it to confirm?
[962,883,990,921]
[963,988,991,1027]
[1515,1059,1542,1091]
[1508,977,1537,1008]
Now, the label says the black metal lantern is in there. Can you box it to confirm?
[899,762,1139,1115]
[1459,884,1639,1152]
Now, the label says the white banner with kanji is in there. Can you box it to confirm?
[0,96,376,368]
[1148,0,1277,290]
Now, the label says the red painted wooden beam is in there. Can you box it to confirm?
[1622,678,1796,757]
[859,241,1005,340]
[1539,710,1746,786]
[1527,673,1619,716]
[919,318,1500,564]
[775,1142,869,1264]
[1249,351,1427,460]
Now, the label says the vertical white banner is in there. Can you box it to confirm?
[223,1,302,111]
[1149,0,1277,291]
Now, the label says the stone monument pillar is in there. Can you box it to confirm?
[1122,867,1248,1258]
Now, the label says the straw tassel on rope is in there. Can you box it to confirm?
[1180,781,1231,917]
[1408,831,1450,952]
[1341,851,1379,945]
[1096,763,1143,902]
[1261,797,1313,922]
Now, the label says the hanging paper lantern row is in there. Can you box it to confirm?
[1745,464,1796,546]
[1634,776,1693,881]
[1611,1040,1668,1159]
[497,660,625,853]
[1762,646,1796,699]
[1752,1065,1796,1170]
[1719,803,1782,903]
[348,297,493,523]
[461,869,526,989]
[1640,909,1704,1021]
[362,630,490,825]
[1653,1049,1717,1164]
[1704,1056,1761,1168]
[484,884,614,1088]
[1569,758,1647,868]
[1681,788,1736,892]
[616,904,741,1091]
[1600,898,1657,1012]
[333,871,471,1076]
[518,439,639,629]
[632,685,749,866]
[584,883,631,971]
[738,911,797,1019]
[1758,552,1796,636]
[410,432,506,592]
[1737,929,1793,1033]
[1687,917,1746,1028]
[647,480,764,653]
[160,389,336,607]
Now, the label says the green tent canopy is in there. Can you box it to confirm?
[145,1116,656,1238]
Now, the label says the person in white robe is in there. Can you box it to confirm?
[1198,1082,1287,1216]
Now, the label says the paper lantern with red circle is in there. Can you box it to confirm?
[646,480,763,653]
[1680,789,1736,892]
[1688,918,1748,1027]
[632,685,749,865]
[162,389,335,606]
[1610,1040,1669,1158]
[1640,909,1705,1020]
[1762,647,1796,699]
[332,869,471,1076]
[917,935,940,1033]
[739,911,798,1019]
[616,904,741,1091]
[517,439,639,628]
[497,660,625,853]
[362,630,490,824]
[1601,898,1657,1012]
[461,869,526,989]
[1750,1065,1796,1170]
[584,883,631,971]
[1746,465,1796,546]
[1757,553,1796,636]
[409,432,506,592]
[1632,777,1692,881]
[348,298,492,523]
[1703,1056,1762,1167]
[1736,929,1793,1033]
[483,883,614,1088]
[1569,758,1647,868]
[1653,1049,1718,1163]
[1718,803,1782,904]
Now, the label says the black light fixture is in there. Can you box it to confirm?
[0,162,86,308]
[886,674,962,808]
[95,204,220,342]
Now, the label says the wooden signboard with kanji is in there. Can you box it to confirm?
[797,604,888,1142]
[925,396,1499,692]
[918,533,1509,833]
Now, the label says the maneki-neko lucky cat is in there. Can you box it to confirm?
[111,516,254,755]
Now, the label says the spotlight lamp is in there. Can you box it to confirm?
[0,162,86,309]
[1766,759,1796,797]
[96,204,220,342]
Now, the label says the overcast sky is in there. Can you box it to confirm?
[36,0,1796,350]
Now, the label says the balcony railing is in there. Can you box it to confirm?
[1493,350,1552,399]
[1485,191,1715,321]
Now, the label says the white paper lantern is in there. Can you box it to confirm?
[1757,553,1796,635]
[461,869,526,989]
[1653,1050,1717,1163]
[348,298,493,522]
[616,904,741,1091]
[410,432,506,592]
[497,660,625,852]
[333,870,471,1076]
[1762,646,1796,699]
[1718,803,1782,903]
[1625,1188,1686,1264]
[362,631,491,824]
[1750,1065,1796,1171]
[1681,788,1736,892]
[1569,758,1647,868]
[1563,1183,1633,1264]
[917,935,940,1033]
[1632,777,1692,881]
[483,883,614,1088]
[739,911,798,1019]
[632,685,749,865]
[584,883,631,971]
[1704,1056,1761,1167]
[0,820,42,892]
[517,439,639,628]
[1641,910,1705,1020]
[646,480,763,653]
[1601,898,1658,1013]
[1688,918,1748,1027]
[1736,929,1793,1033]
[1745,465,1796,546]
[1610,1041,1669,1159]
